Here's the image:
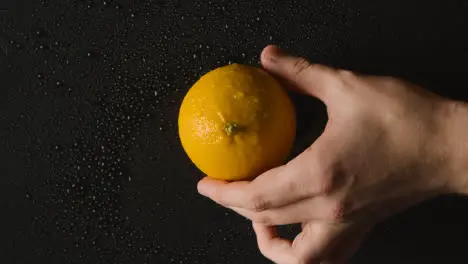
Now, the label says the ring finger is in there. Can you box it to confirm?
[229,195,339,225]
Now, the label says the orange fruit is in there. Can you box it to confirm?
[178,64,296,181]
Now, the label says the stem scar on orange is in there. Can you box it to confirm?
[178,64,296,181]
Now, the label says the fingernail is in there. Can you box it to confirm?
[197,182,208,196]
[262,45,284,64]
[269,45,286,58]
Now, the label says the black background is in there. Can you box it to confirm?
[1,0,468,263]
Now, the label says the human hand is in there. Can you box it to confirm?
[197,45,463,264]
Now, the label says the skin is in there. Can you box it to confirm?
[197,45,468,264]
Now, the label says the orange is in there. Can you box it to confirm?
[178,64,296,181]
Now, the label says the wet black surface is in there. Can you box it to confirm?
[1,0,468,263]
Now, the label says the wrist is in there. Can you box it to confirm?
[437,99,468,195]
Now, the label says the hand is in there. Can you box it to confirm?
[197,45,463,264]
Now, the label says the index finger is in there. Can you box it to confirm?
[197,164,308,211]
[197,145,330,211]
[197,166,285,211]
[260,45,336,103]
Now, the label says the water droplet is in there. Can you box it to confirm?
[35,28,47,38]
[193,54,197,59]
[154,91,158,97]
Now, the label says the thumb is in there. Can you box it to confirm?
[261,45,336,102]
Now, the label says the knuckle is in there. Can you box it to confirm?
[313,162,335,195]
[313,157,346,195]
[334,69,360,95]
[327,198,348,221]
[318,174,334,195]
[252,212,273,225]
[292,58,312,77]
[337,69,355,78]
[285,179,299,194]
[247,194,270,212]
